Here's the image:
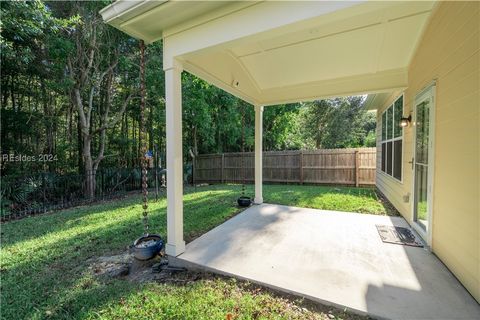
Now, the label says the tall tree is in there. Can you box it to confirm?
[62,2,133,198]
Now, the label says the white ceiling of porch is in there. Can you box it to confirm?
[181,1,435,105]
[232,6,430,89]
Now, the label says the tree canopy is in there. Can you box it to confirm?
[1,0,376,179]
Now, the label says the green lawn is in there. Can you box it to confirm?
[1,184,391,320]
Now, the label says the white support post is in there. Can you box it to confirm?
[164,60,185,256]
[254,105,263,204]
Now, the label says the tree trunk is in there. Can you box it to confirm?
[132,117,136,167]
[41,80,55,171]
[77,114,83,174]
[193,125,198,156]
[11,76,16,111]
[83,137,96,199]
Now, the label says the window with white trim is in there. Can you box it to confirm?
[381,95,403,181]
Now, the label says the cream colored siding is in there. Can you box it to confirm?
[375,1,480,302]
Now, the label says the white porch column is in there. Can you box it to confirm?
[254,105,263,204]
[164,60,185,256]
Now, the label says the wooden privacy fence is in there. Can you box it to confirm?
[193,148,376,186]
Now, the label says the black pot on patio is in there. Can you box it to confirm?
[237,196,252,207]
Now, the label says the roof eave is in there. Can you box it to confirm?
[100,0,168,41]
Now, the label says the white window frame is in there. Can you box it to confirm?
[380,94,404,183]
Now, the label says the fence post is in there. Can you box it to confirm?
[221,153,225,183]
[299,151,304,184]
[355,150,360,187]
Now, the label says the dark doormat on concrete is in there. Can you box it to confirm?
[376,225,424,247]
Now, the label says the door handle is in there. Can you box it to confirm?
[408,158,414,170]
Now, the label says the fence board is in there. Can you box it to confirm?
[194,148,376,186]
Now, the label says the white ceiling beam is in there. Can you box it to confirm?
[259,68,408,106]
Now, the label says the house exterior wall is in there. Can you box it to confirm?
[376,90,412,220]
[376,1,479,302]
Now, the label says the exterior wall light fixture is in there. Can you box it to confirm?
[400,115,412,127]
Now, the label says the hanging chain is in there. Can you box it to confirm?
[241,103,246,196]
[140,40,149,235]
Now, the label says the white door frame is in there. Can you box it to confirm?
[410,82,436,248]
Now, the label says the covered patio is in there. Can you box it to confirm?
[174,204,480,320]
[99,1,480,317]
[101,0,437,256]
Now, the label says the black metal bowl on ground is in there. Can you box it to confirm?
[132,234,164,260]
[237,196,252,207]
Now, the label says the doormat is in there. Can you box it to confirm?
[375,225,424,247]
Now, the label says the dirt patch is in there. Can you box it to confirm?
[87,252,133,279]
[87,252,204,284]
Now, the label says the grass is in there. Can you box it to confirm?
[0,184,391,319]
[417,201,428,221]
[262,184,395,215]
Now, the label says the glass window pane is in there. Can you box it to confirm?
[382,112,386,141]
[394,96,403,138]
[381,143,386,172]
[393,140,402,180]
[386,141,393,175]
[415,100,430,164]
[414,164,429,230]
[386,106,393,140]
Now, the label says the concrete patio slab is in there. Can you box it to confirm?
[176,204,480,320]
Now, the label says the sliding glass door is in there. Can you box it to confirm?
[413,85,435,239]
